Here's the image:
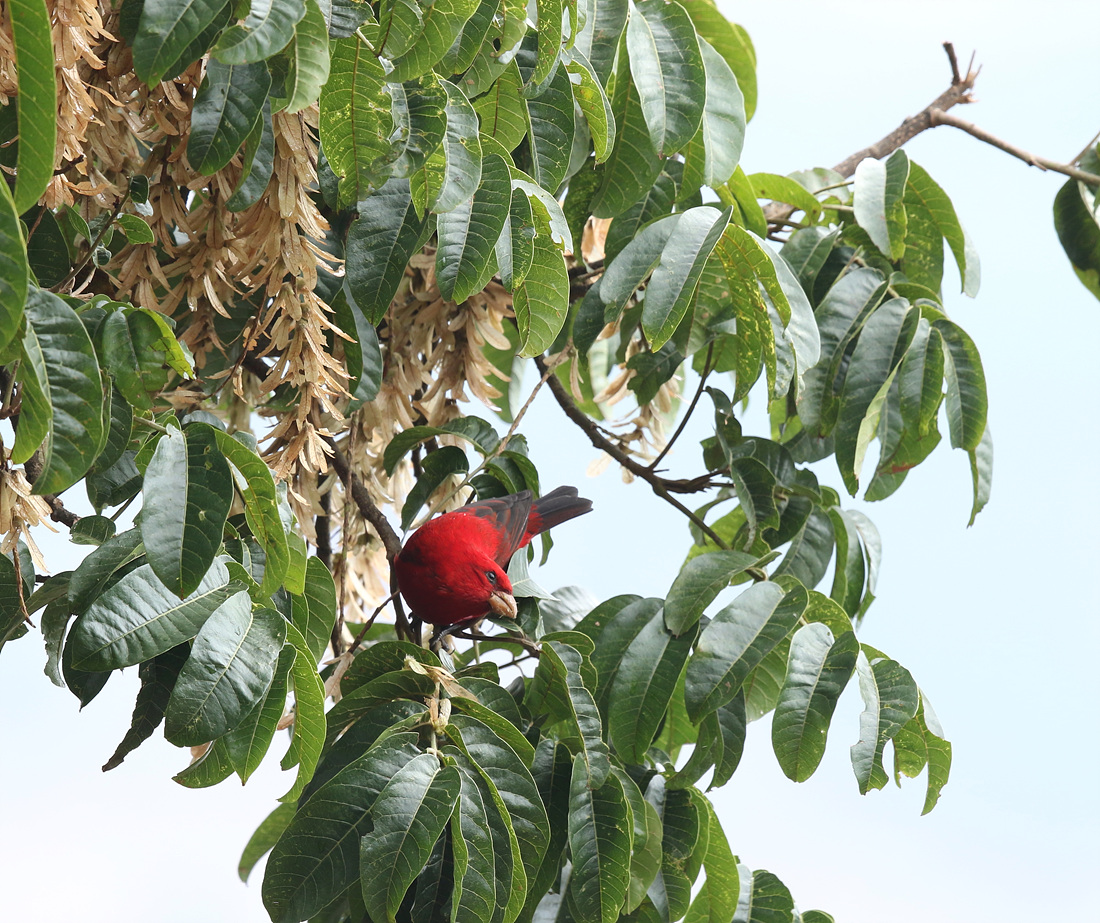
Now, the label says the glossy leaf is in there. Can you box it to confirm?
[523,64,576,194]
[226,643,296,783]
[850,649,920,795]
[907,161,980,296]
[693,38,744,186]
[66,560,234,671]
[239,803,297,883]
[102,643,189,771]
[387,0,480,82]
[933,318,987,452]
[131,0,228,85]
[359,757,461,923]
[663,550,763,635]
[513,206,570,357]
[564,49,616,162]
[682,0,756,121]
[189,60,271,175]
[283,0,330,113]
[291,557,336,662]
[16,289,105,494]
[589,72,661,219]
[142,423,233,598]
[279,622,327,802]
[568,752,631,923]
[892,696,952,815]
[626,0,704,156]
[215,0,305,64]
[685,581,806,721]
[164,596,285,746]
[9,0,56,213]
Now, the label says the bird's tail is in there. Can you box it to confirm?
[526,486,593,537]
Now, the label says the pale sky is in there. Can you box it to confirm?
[1,3,1097,921]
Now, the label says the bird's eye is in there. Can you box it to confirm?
[486,570,497,584]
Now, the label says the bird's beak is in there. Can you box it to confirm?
[488,588,518,620]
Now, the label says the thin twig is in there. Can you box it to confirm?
[929,109,1100,185]
[1071,129,1100,167]
[943,41,961,85]
[52,198,126,293]
[649,341,713,471]
[328,441,403,562]
[535,355,729,548]
[346,590,398,656]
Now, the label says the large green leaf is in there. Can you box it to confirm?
[771,625,858,782]
[523,65,576,194]
[387,0,480,81]
[967,423,993,526]
[433,80,483,213]
[526,639,610,788]
[589,72,661,219]
[684,582,806,721]
[681,0,756,121]
[189,60,271,175]
[513,204,569,357]
[132,0,229,85]
[849,649,919,795]
[164,596,285,746]
[907,161,980,296]
[852,151,909,260]
[279,622,327,802]
[573,0,628,88]
[732,868,794,923]
[693,38,744,187]
[473,61,528,152]
[262,734,423,923]
[0,180,28,356]
[226,643,296,782]
[9,0,55,213]
[568,752,631,923]
[892,696,952,815]
[66,560,236,671]
[290,556,336,662]
[833,297,913,494]
[663,550,764,635]
[609,608,697,763]
[215,430,291,597]
[345,178,430,324]
[214,0,306,63]
[16,289,105,494]
[437,152,512,303]
[564,49,616,162]
[359,757,461,923]
[933,318,987,452]
[283,0,330,113]
[519,740,574,921]
[239,803,297,883]
[320,35,395,206]
[142,423,233,598]
[390,76,448,178]
[643,206,731,349]
[600,213,679,320]
[626,0,704,156]
[684,798,739,923]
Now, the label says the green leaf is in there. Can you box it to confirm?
[346,177,430,324]
[573,0,627,88]
[262,734,423,923]
[227,98,275,211]
[589,72,661,219]
[693,37,744,187]
[473,61,528,152]
[733,868,793,923]
[67,527,144,613]
[609,607,697,763]
[568,752,631,923]
[390,76,448,178]
[433,80,483,213]
[850,649,919,795]
[663,550,763,635]
[377,0,423,58]
[834,297,913,494]
[564,49,616,163]
[527,639,610,788]
[387,0,480,82]
[643,206,731,349]
[164,597,285,746]
[967,423,993,526]
[685,798,739,923]
[226,642,296,782]
[132,0,230,85]
[853,153,909,260]
[9,0,56,213]
[15,289,105,493]
[682,0,756,121]
[437,151,512,303]
[626,0,704,156]
[142,423,233,597]
[907,161,979,296]
[359,757,461,923]
[239,803,297,883]
[892,696,952,815]
[771,625,858,782]
[600,213,679,319]
[684,581,806,721]
[320,35,395,206]
[215,0,306,64]
[279,621,327,801]
[215,430,291,596]
[382,415,499,474]
[172,736,235,788]
[283,0,330,113]
[102,643,189,771]
[933,318,987,452]
[710,692,746,788]
[66,559,235,671]
[115,214,155,244]
[523,64,576,195]
[519,739,574,920]
[747,172,820,221]
[189,60,271,175]
[291,556,336,662]
[513,205,570,357]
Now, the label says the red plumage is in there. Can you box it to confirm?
[393,486,592,628]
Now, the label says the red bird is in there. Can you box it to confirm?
[394,486,592,629]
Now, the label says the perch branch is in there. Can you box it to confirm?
[929,109,1100,185]
[327,441,403,563]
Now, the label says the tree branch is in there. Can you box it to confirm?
[929,108,1100,185]
[327,441,403,563]
[764,42,979,230]
[534,355,729,549]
